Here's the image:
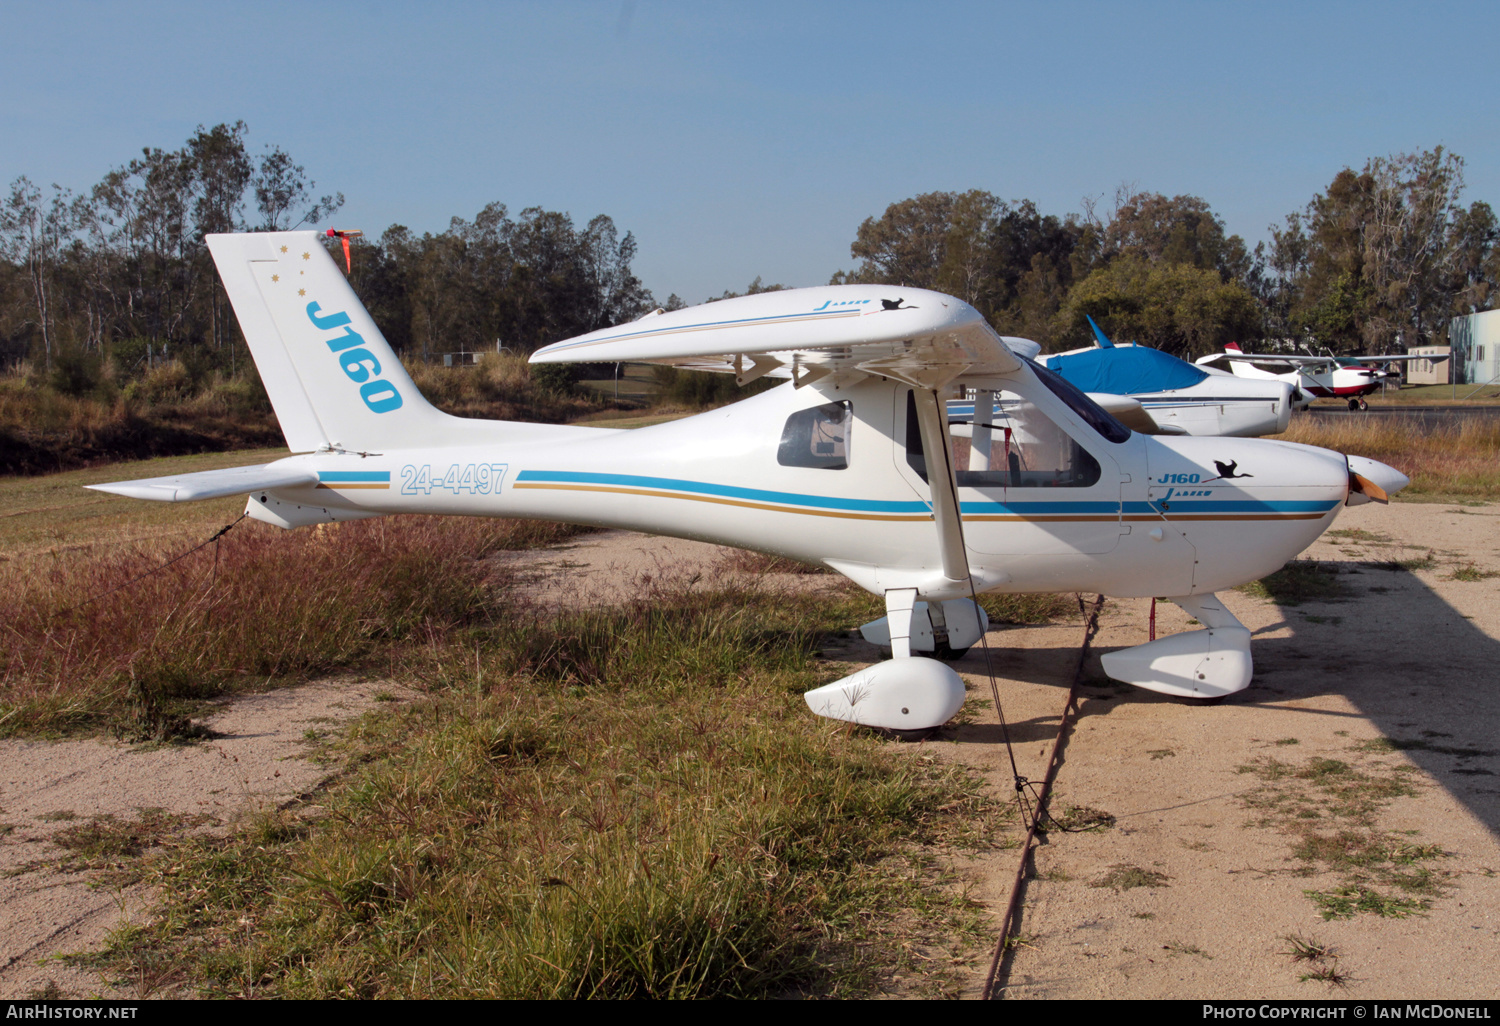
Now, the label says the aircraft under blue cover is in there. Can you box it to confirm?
[1032,318,1297,437]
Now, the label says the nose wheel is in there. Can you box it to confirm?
[1348,397,1369,411]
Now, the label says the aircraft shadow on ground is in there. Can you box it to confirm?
[1240,563,1500,837]
[951,566,1499,838]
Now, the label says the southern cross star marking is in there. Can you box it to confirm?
[302,252,310,260]
[298,288,306,296]
[279,245,287,253]
[271,274,279,282]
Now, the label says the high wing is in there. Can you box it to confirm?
[1198,350,1447,370]
[531,285,1024,391]
[1343,353,1450,364]
[88,464,318,502]
[1197,352,1338,369]
[536,285,1034,594]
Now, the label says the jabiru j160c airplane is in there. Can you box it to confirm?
[90,231,1408,731]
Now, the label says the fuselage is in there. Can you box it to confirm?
[249,372,1351,602]
[1222,357,1385,399]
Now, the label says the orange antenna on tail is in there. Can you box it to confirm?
[325,229,364,273]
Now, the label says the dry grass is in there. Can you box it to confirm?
[402,352,610,423]
[0,365,282,476]
[1278,415,1500,500]
[715,548,830,575]
[0,515,590,737]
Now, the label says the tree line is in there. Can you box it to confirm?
[0,123,654,383]
[835,147,1500,359]
[3,126,1496,384]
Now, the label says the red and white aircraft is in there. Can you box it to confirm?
[1196,343,1447,410]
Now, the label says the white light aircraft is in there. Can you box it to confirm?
[1196,343,1447,411]
[90,232,1408,732]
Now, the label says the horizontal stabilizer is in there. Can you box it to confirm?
[533,285,1022,391]
[88,464,318,502]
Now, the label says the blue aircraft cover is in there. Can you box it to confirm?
[1044,345,1208,395]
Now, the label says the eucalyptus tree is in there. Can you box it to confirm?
[1266,147,1496,352]
[1,176,77,369]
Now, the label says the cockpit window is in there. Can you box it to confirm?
[1025,357,1132,443]
[908,390,1101,489]
[778,401,851,470]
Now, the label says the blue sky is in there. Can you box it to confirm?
[5,1,1499,304]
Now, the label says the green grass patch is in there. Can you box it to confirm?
[1448,563,1498,582]
[1049,805,1116,832]
[1237,561,1351,607]
[1368,549,1437,572]
[979,592,1079,625]
[1305,886,1428,921]
[87,578,1008,998]
[1326,528,1390,543]
[25,809,215,886]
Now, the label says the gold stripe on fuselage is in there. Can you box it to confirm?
[512,481,930,521]
[512,482,1331,525]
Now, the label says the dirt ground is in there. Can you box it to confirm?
[1,501,1497,999]
[0,681,402,998]
[939,500,1500,999]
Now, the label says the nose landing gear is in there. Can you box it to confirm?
[1347,397,1369,411]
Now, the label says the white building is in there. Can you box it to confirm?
[1448,309,1500,386]
[1407,346,1451,385]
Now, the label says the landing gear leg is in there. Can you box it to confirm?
[926,598,970,661]
[884,587,918,659]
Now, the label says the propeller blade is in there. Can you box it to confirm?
[1350,471,1389,504]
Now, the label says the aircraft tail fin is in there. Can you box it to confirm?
[207,231,450,453]
[1225,342,1243,353]
[1085,315,1115,349]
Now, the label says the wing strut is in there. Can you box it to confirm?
[910,388,972,587]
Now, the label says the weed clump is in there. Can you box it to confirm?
[1092,865,1170,891]
[1237,754,1448,919]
